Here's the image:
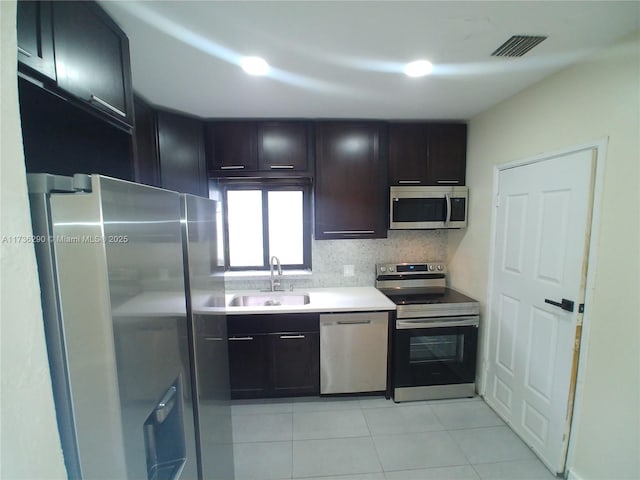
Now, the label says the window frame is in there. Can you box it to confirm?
[222,179,312,271]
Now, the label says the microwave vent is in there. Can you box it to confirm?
[491,35,548,57]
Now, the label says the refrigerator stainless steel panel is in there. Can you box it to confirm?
[181,194,234,480]
[28,174,198,479]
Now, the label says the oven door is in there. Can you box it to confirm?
[393,319,478,388]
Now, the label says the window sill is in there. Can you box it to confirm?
[223,269,312,280]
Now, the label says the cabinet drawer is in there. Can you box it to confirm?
[228,313,319,335]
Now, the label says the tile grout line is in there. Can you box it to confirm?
[360,403,387,475]
[289,409,294,480]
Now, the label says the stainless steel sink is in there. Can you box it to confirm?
[228,293,310,307]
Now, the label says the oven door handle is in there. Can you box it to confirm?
[396,316,479,329]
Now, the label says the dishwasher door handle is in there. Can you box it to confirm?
[336,320,371,325]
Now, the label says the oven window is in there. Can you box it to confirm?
[410,334,463,363]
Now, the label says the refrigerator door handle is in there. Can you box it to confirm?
[154,386,177,424]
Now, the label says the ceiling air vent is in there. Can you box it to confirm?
[491,35,548,57]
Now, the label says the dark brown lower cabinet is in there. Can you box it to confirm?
[270,332,319,396]
[228,334,269,399]
[227,314,320,399]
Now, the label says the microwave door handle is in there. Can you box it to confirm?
[445,193,452,224]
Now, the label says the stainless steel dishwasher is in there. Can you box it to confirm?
[319,312,389,394]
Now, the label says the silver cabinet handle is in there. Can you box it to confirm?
[398,180,421,184]
[204,337,223,341]
[18,46,32,57]
[337,320,371,325]
[279,334,305,339]
[154,386,177,424]
[437,180,460,184]
[229,336,254,341]
[270,165,294,169]
[323,230,375,235]
[220,165,246,170]
[90,94,126,117]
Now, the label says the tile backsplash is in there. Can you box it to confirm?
[224,230,446,291]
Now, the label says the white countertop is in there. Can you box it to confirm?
[223,286,396,315]
[111,287,396,317]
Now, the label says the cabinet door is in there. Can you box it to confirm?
[157,110,208,197]
[17,0,56,81]
[426,124,467,185]
[388,123,428,185]
[258,122,310,173]
[206,121,257,174]
[228,335,269,399]
[270,332,319,397]
[52,1,133,126]
[132,96,160,187]
[315,122,387,239]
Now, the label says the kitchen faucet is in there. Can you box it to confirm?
[269,255,283,292]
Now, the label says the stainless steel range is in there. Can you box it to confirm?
[375,262,480,402]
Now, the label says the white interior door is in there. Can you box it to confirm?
[485,148,595,474]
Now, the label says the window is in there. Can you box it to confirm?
[224,182,311,270]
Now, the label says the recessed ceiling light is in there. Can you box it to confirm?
[240,56,270,76]
[403,60,433,77]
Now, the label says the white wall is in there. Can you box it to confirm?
[448,30,640,479]
[0,2,67,477]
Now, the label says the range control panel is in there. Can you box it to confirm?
[376,263,446,276]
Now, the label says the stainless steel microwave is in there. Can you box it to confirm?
[389,186,468,229]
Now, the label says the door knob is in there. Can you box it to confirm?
[544,298,575,312]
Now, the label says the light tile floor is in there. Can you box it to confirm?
[229,395,558,480]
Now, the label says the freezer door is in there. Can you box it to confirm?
[48,175,198,479]
[182,194,234,480]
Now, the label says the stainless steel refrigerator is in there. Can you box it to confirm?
[27,174,232,479]
[181,193,233,480]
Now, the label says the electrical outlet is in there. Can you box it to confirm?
[343,264,355,277]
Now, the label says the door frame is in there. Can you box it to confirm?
[480,138,608,473]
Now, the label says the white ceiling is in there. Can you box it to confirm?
[99,1,640,120]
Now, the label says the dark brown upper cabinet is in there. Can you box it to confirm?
[427,123,467,186]
[132,96,161,188]
[156,110,208,197]
[132,98,208,196]
[314,121,387,240]
[206,121,312,177]
[389,122,467,186]
[17,0,56,81]
[389,122,429,186]
[258,122,311,173]
[51,1,134,128]
[206,121,258,173]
